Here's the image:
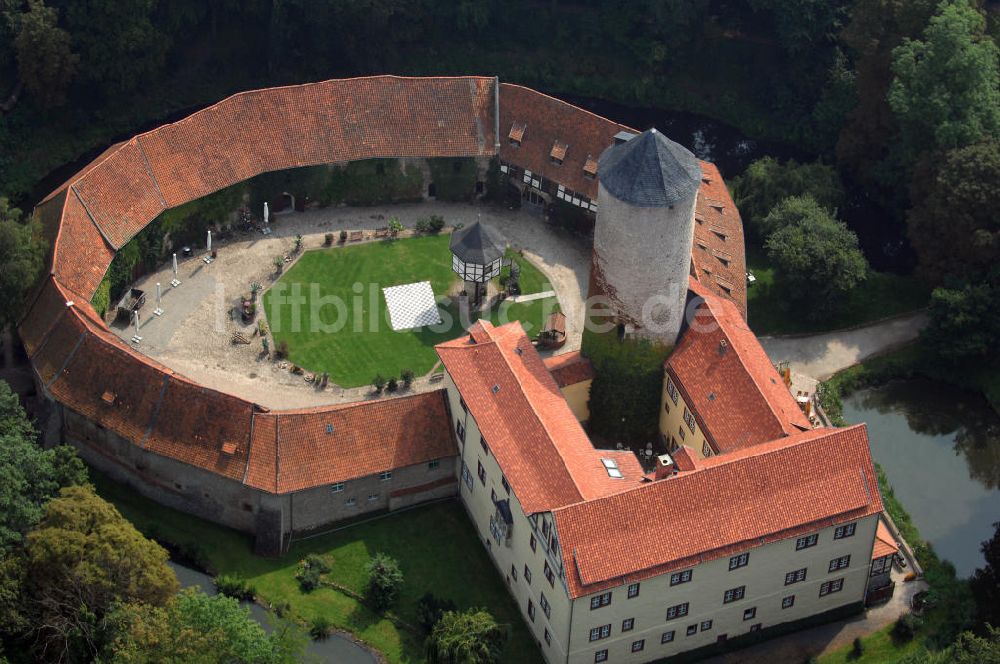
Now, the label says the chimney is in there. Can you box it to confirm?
[654,453,675,480]
[718,339,728,356]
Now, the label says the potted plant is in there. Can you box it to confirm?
[401,368,415,388]
[273,256,284,274]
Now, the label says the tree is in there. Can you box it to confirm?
[16,485,178,661]
[948,627,1000,663]
[0,198,47,331]
[365,552,403,611]
[730,159,844,239]
[756,193,842,240]
[425,608,508,664]
[7,0,78,107]
[103,588,307,664]
[765,199,868,311]
[907,139,1000,282]
[888,1,1000,165]
[921,278,1000,366]
[971,521,1000,630]
[0,380,87,553]
[417,593,457,633]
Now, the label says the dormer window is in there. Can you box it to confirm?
[710,203,724,213]
[550,141,567,165]
[509,121,526,147]
[583,155,598,179]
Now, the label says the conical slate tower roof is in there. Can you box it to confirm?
[597,128,700,207]
[450,220,505,264]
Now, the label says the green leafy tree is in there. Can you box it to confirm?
[731,159,844,239]
[888,1,1000,164]
[103,587,307,664]
[756,193,842,240]
[907,139,1000,281]
[0,380,87,552]
[425,608,508,664]
[948,627,1000,663]
[971,521,1000,630]
[15,485,178,661]
[0,197,47,331]
[765,199,868,312]
[365,552,403,611]
[7,0,78,107]
[922,278,1000,366]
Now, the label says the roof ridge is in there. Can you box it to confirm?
[500,83,638,134]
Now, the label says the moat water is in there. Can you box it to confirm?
[168,561,377,664]
[842,379,1000,577]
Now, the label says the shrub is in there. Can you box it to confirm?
[427,215,446,233]
[386,377,399,392]
[250,281,262,296]
[293,234,304,252]
[417,593,457,633]
[401,369,415,387]
[309,615,332,640]
[851,636,864,658]
[257,319,269,336]
[415,218,431,233]
[215,574,254,600]
[426,608,507,664]
[372,374,386,393]
[295,554,330,592]
[365,552,403,611]
[324,233,334,246]
[339,229,348,243]
[273,256,284,271]
[893,614,922,642]
[275,340,289,359]
[387,217,404,236]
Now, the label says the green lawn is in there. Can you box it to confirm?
[90,470,542,664]
[745,250,931,336]
[817,625,923,664]
[262,235,556,387]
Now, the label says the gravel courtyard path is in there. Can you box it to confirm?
[114,201,591,410]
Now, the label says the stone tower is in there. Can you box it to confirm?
[590,128,700,346]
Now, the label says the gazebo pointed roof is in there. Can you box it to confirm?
[450,220,505,265]
[597,128,700,207]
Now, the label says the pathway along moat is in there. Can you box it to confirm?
[842,378,1000,577]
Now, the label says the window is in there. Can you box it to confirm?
[820,578,844,597]
[683,408,697,433]
[622,618,635,632]
[480,435,489,455]
[490,488,497,503]
[461,462,473,490]
[540,592,551,618]
[527,599,535,621]
[544,561,555,587]
[589,624,611,642]
[678,425,686,441]
[367,493,378,502]
[686,624,698,636]
[628,582,640,598]
[601,458,623,479]
[834,523,857,539]
[661,630,675,644]
[743,607,756,621]
[729,553,750,570]
[542,520,550,538]
[345,497,357,506]
[750,623,762,632]
[594,650,608,663]
[459,397,468,413]
[829,555,851,572]
[456,419,465,441]
[723,586,746,603]
[667,378,679,405]
[670,569,693,586]
[511,565,517,581]
[700,620,713,632]
[631,639,645,653]
[702,441,713,458]
[379,471,392,481]
[590,592,612,610]
[871,556,892,576]
[665,602,689,620]
[796,534,819,550]
[477,460,486,485]
[428,459,440,470]
[782,595,795,609]
[785,568,807,585]
[544,628,551,645]
[330,482,345,493]
[524,565,532,584]
[502,475,511,494]
[530,534,537,552]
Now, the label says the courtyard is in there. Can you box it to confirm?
[115,201,589,407]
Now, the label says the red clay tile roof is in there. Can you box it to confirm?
[53,191,116,298]
[246,391,456,494]
[667,278,810,453]
[553,424,884,598]
[437,321,643,514]
[543,351,595,387]
[873,520,899,560]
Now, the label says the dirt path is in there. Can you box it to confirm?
[757,311,929,382]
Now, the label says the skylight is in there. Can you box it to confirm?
[601,458,623,479]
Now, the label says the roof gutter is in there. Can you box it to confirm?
[493,76,500,153]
